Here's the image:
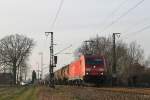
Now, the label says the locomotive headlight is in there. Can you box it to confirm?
[93,66,96,68]
[86,72,89,75]
[100,72,104,75]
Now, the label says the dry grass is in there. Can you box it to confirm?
[0,87,27,100]
[0,86,39,100]
[98,87,150,95]
[38,86,150,100]
[15,86,39,100]
[1,86,150,100]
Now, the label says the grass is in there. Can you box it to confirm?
[0,86,39,100]
[1,86,150,100]
[0,87,27,100]
[15,86,39,100]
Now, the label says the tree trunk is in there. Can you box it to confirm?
[13,64,17,85]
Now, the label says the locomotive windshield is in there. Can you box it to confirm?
[86,58,104,65]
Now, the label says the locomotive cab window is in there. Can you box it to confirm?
[86,58,104,65]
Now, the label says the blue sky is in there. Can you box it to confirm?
[0,0,150,76]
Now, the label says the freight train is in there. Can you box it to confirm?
[54,55,107,85]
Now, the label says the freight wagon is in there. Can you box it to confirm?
[54,55,107,85]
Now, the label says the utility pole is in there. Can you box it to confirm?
[39,52,43,80]
[45,32,56,88]
[112,33,120,86]
[36,62,40,80]
[84,40,94,55]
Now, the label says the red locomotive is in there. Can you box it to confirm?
[54,55,107,85]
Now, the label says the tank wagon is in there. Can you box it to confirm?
[54,55,107,85]
[54,65,69,84]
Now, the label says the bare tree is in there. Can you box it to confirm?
[0,34,35,84]
[127,42,144,65]
[75,35,145,85]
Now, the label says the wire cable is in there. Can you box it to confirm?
[123,24,150,39]
[50,0,64,30]
[119,18,150,40]
[101,0,128,27]
[101,0,145,32]
[109,0,128,18]
[54,45,72,55]
[122,17,150,34]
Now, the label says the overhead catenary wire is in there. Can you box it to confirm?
[123,24,150,39]
[54,45,72,55]
[108,0,128,18]
[50,0,64,31]
[100,0,128,30]
[122,17,150,34]
[119,18,150,40]
[101,0,145,33]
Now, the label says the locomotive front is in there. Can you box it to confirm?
[84,55,106,83]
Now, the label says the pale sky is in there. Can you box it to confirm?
[0,0,150,77]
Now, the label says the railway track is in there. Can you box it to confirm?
[1,86,150,100]
[41,83,150,95]
[94,87,150,100]
[97,87,150,95]
[70,85,150,95]
[38,85,150,100]
[56,83,150,94]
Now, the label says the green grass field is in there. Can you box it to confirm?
[0,86,39,100]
